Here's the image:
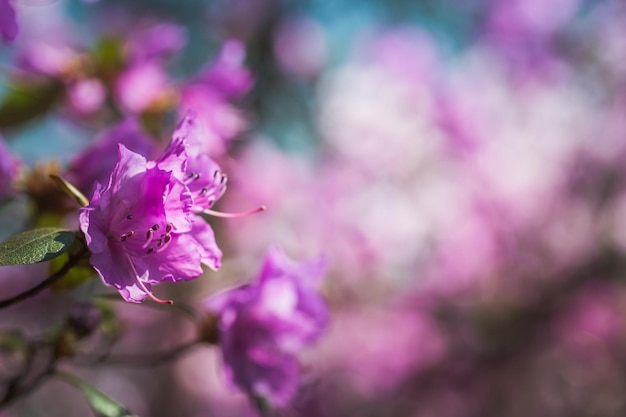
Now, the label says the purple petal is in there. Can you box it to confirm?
[205,247,327,404]
[90,244,148,303]
[135,233,204,284]
[189,218,222,270]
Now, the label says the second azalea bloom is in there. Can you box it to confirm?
[79,143,221,303]
[205,247,327,405]
[160,112,227,213]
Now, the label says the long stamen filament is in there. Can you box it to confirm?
[142,229,154,249]
[156,234,172,253]
[125,254,173,305]
[203,205,266,219]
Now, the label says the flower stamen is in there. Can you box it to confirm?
[120,231,134,242]
[125,253,173,305]
[185,172,201,184]
[142,229,154,249]
[155,234,172,253]
[203,205,266,219]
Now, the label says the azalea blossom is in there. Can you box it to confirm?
[205,247,327,405]
[79,143,221,303]
[159,112,228,213]
[154,111,265,271]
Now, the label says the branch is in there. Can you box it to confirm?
[73,341,200,367]
[0,249,88,310]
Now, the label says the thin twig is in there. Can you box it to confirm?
[0,249,88,310]
[94,293,202,324]
[0,347,56,409]
[73,341,201,367]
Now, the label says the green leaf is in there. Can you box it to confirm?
[0,81,64,129]
[57,372,139,417]
[50,174,89,207]
[91,37,125,79]
[0,228,76,266]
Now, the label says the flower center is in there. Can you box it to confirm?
[115,215,175,255]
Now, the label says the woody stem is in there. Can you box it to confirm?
[0,248,88,310]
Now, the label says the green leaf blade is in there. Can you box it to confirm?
[0,81,64,130]
[58,372,139,417]
[0,228,76,266]
[50,174,89,207]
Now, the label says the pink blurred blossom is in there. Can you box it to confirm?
[124,22,187,62]
[553,285,626,358]
[487,0,580,39]
[205,247,327,405]
[180,41,252,156]
[315,306,446,396]
[67,78,106,115]
[115,61,170,114]
[317,28,445,177]
[16,41,80,78]
[483,0,581,78]
[274,17,327,79]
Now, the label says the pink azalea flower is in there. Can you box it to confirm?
[124,22,187,63]
[159,112,228,213]
[273,17,327,79]
[16,41,79,78]
[115,61,169,114]
[197,40,252,99]
[66,78,106,116]
[205,247,327,405]
[79,143,220,303]
[156,111,266,268]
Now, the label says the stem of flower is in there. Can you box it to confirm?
[0,249,88,310]
[72,341,200,367]
[95,293,201,324]
[0,342,56,409]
